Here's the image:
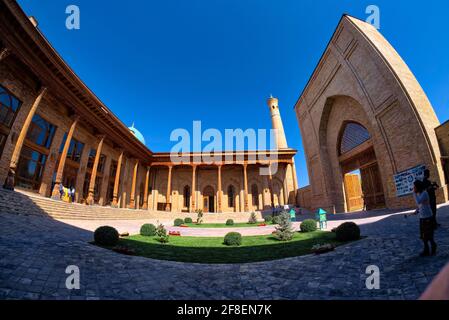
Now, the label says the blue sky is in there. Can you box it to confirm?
[18,0,449,187]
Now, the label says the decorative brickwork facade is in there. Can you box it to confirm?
[295,15,448,213]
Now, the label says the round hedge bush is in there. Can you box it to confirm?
[184,217,193,224]
[300,219,317,233]
[264,215,273,224]
[336,222,361,241]
[226,219,234,226]
[140,224,156,237]
[94,226,119,246]
[174,218,184,227]
[224,232,242,246]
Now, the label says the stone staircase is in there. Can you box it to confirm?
[0,188,263,222]
[0,188,153,220]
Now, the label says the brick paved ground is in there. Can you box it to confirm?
[0,201,448,300]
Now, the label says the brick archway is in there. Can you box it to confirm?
[296,15,447,212]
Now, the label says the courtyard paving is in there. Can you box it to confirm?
[0,203,448,300]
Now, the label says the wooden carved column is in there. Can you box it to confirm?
[191,165,197,212]
[268,164,274,209]
[86,136,105,205]
[217,165,223,213]
[4,87,47,190]
[111,151,124,208]
[243,164,249,212]
[165,165,173,211]
[51,116,79,199]
[142,166,150,210]
[129,160,139,209]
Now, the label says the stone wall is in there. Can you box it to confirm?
[297,185,312,210]
[436,121,449,188]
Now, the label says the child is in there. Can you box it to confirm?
[413,180,437,257]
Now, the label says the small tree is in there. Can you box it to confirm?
[274,212,294,241]
[196,209,204,224]
[248,212,258,224]
[155,224,169,243]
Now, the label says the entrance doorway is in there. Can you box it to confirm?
[339,122,385,212]
[341,147,386,211]
[203,186,215,213]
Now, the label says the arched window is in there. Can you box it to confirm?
[183,185,191,208]
[228,185,235,208]
[340,122,371,155]
[251,184,259,208]
[0,85,21,128]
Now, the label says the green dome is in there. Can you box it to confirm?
[128,124,146,145]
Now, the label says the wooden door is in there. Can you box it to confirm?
[360,163,385,210]
[344,173,364,212]
[203,196,209,213]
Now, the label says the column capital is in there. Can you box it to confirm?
[38,86,48,95]
[96,134,106,141]
[70,114,81,122]
[0,47,12,61]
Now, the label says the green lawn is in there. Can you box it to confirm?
[182,222,271,228]
[113,231,347,264]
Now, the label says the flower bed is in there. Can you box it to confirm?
[169,231,181,236]
[112,246,136,255]
[311,243,335,255]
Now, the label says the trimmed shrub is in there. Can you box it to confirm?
[224,232,242,246]
[174,218,184,227]
[264,215,273,224]
[140,223,156,237]
[226,219,234,226]
[272,215,282,225]
[300,219,317,233]
[184,217,193,224]
[336,222,361,242]
[94,226,119,246]
[196,209,204,224]
[273,212,294,241]
[156,224,169,243]
[248,212,258,224]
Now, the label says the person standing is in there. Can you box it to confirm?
[422,169,440,228]
[59,183,64,200]
[413,180,437,257]
[70,186,76,203]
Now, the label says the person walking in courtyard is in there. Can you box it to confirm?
[422,169,440,228]
[413,180,437,257]
[59,183,64,200]
[70,186,76,203]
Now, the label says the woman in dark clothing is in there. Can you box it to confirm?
[413,180,437,257]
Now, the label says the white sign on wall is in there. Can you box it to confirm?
[394,165,426,197]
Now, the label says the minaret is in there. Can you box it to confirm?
[267,95,288,149]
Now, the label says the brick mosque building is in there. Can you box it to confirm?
[295,15,449,213]
[1,0,448,217]
[0,0,298,214]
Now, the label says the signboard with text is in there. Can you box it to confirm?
[394,165,426,197]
